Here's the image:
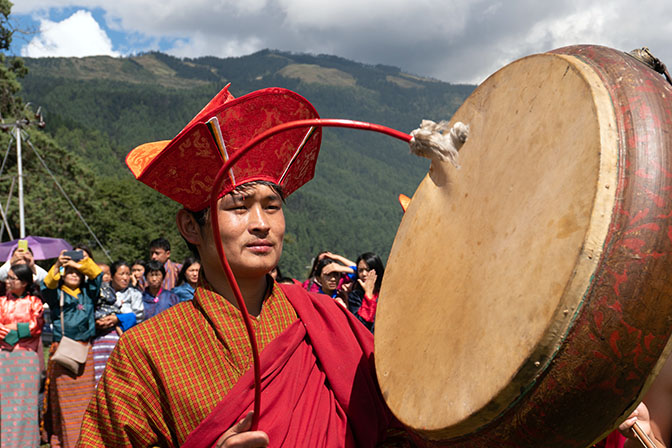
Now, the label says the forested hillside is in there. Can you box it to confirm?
[11,50,474,277]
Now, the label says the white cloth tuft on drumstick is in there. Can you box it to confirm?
[409,120,469,168]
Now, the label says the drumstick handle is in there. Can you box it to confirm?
[633,421,658,448]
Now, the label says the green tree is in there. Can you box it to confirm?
[0,1,109,260]
[88,176,188,263]
[0,129,98,241]
[0,0,27,118]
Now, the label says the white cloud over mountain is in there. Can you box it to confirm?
[22,9,119,58]
[14,0,672,84]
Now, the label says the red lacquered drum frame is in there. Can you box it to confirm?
[375,45,672,447]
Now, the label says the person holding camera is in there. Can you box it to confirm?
[40,249,102,448]
[0,245,48,283]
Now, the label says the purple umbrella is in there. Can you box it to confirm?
[0,236,72,261]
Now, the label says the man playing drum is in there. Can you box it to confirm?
[77,85,412,447]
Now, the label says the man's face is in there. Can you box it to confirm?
[200,184,285,280]
[150,247,170,264]
[147,270,164,289]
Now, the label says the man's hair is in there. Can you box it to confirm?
[149,237,171,252]
[145,260,166,278]
[183,181,285,258]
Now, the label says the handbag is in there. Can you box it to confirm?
[51,290,90,374]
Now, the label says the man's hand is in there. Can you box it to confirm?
[619,402,652,438]
[0,324,9,338]
[215,412,269,448]
[618,402,663,447]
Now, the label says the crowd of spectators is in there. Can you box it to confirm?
[0,237,385,447]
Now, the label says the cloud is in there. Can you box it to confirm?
[13,1,672,83]
[169,33,263,59]
[21,9,119,57]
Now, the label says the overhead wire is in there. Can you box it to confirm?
[0,135,16,240]
[21,129,113,262]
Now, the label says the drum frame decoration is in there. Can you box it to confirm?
[375,45,672,447]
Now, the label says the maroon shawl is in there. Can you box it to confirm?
[182,284,395,447]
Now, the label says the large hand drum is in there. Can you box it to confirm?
[375,45,672,447]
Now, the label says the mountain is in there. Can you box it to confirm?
[18,50,474,277]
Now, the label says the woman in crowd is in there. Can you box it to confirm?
[0,264,44,447]
[312,257,355,307]
[303,251,356,293]
[342,252,385,333]
[171,257,200,302]
[40,249,102,448]
[92,261,143,384]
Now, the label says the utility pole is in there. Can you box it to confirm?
[0,106,45,239]
[15,126,24,237]
[0,108,112,261]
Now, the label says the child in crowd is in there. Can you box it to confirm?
[130,260,145,290]
[141,261,180,320]
[97,264,111,283]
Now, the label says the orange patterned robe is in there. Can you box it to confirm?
[78,280,297,447]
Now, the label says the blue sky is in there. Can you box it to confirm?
[10,6,180,58]
[11,1,672,84]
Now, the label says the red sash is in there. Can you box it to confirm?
[182,284,395,447]
[593,431,626,448]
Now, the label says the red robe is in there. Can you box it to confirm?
[182,283,397,446]
[79,281,412,447]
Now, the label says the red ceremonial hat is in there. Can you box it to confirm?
[126,85,322,211]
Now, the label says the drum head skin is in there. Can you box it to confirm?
[375,45,672,447]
